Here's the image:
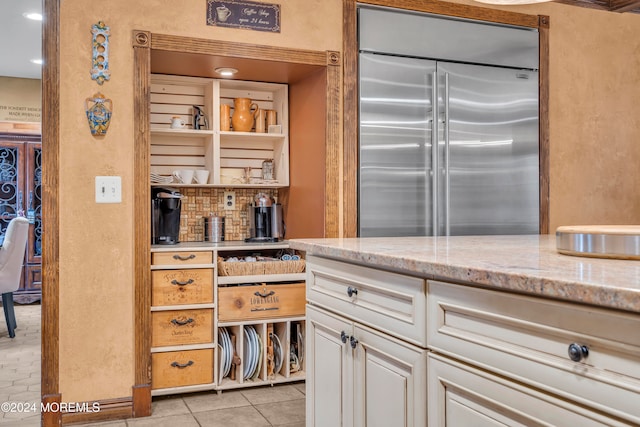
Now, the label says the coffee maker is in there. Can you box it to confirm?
[151,188,182,245]
[246,192,285,242]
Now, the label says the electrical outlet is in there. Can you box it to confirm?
[224,191,236,210]
[95,176,122,203]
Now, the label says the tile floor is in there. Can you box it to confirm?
[0,304,306,427]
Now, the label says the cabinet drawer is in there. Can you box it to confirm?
[152,251,213,265]
[218,283,305,322]
[152,269,213,306]
[151,349,213,389]
[427,280,640,424]
[152,309,213,347]
[306,255,426,347]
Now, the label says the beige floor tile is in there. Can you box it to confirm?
[292,381,305,395]
[0,416,41,427]
[183,389,251,413]
[71,420,128,427]
[254,398,305,426]
[240,384,304,405]
[273,423,306,427]
[149,395,190,418]
[127,413,200,427]
[194,406,271,427]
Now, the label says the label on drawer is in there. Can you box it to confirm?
[152,309,213,347]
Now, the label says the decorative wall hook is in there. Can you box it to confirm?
[90,21,110,85]
[85,92,113,136]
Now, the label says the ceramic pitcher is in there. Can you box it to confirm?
[231,98,260,132]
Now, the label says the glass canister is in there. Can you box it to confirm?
[261,159,274,180]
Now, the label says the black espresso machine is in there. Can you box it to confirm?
[152,188,182,244]
[245,192,285,242]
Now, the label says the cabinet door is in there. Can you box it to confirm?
[428,353,630,427]
[352,324,427,427]
[306,305,353,427]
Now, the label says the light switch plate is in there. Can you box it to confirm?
[95,176,122,203]
[224,191,235,210]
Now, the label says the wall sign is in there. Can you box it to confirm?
[207,0,280,33]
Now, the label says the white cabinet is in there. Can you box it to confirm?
[307,257,427,427]
[304,254,640,427]
[150,74,289,188]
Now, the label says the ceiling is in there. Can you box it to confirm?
[0,0,42,79]
[0,0,638,81]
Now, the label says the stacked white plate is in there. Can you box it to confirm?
[150,173,173,184]
[218,327,233,379]
[243,325,262,380]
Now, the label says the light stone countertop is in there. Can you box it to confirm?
[289,235,640,314]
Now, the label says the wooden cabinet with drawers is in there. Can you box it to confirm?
[150,243,306,396]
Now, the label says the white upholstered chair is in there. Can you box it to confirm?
[0,217,29,338]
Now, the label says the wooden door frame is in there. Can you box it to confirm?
[342,0,550,237]
[130,32,342,415]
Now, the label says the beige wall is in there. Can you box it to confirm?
[0,77,41,122]
[57,0,640,402]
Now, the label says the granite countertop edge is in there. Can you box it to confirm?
[288,236,640,314]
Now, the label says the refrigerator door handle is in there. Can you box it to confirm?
[444,72,451,236]
[431,71,438,237]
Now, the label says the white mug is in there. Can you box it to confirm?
[173,169,194,184]
[194,170,210,184]
[170,116,186,129]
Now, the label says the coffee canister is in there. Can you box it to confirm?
[204,215,225,242]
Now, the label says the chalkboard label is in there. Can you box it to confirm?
[207,0,281,33]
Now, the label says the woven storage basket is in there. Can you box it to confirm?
[217,258,306,276]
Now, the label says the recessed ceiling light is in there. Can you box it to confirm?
[214,67,238,77]
[30,59,43,65]
[23,12,43,21]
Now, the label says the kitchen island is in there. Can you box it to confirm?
[290,235,640,426]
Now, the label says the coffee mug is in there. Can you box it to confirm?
[173,169,194,184]
[217,6,231,22]
[170,116,186,129]
[194,170,210,184]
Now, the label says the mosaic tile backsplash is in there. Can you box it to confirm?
[179,188,279,242]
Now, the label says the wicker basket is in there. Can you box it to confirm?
[217,258,306,276]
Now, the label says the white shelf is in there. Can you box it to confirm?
[151,128,215,137]
[219,131,285,142]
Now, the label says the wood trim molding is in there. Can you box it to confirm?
[150,34,327,66]
[343,0,358,237]
[133,33,341,416]
[326,50,342,238]
[132,29,153,418]
[342,0,551,237]
[539,16,550,234]
[41,0,61,425]
[60,397,133,424]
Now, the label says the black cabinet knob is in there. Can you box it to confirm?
[340,331,348,344]
[350,336,359,349]
[347,286,358,297]
[568,343,589,362]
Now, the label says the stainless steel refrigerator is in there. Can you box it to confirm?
[358,7,540,237]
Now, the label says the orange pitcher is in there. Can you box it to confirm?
[231,98,260,132]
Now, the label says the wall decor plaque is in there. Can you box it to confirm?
[90,21,110,85]
[85,92,113,136]
[207,0,280,33]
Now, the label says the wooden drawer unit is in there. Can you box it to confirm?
[427,280,640,424]
[152,251,213,266]
[152,349,213,389]
[218,283,305,322]
[152,269,213,306]
[306,255,427,347]
[152,309,213,347]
